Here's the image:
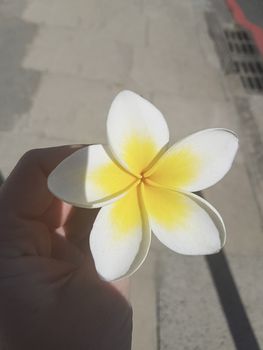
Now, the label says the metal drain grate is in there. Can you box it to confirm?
[224,29,257,56]
[223,28,263,93]
[206,12,263,94]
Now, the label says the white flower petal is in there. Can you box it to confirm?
[148,128,238,192]
[144,185,225,255]
[90,187,150,281]
[48,145,137,208]
[107,90,169,176]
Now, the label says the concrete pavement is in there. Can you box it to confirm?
[0,0,263,349]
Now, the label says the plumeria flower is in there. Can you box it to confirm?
[48,91,238,281]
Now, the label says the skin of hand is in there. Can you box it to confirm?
[0,146,132,350]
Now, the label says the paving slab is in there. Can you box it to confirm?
[20,74,119,143]
[23,0,143,28]
[152,93,238,141]
[23,26,135,83]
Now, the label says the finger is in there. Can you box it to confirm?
[40,199,72,231]
[0,145,85,218]
[63,207,99,254]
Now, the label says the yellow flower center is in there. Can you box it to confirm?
[138,171,152,186]
[140,172,146,182]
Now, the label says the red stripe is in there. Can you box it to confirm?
[226,0,263,55]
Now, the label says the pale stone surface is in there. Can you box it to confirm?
[152,93,238,142]
[131,249,157,350]
[225,255,263,347]
[157,251,235,350]
[23,0,143,28]
[130,45,227,100]
[250,95,263,136]
[0,7,40,131]
[20,74,118,143]
[204,152,263,348]
[205,153,263,256]
[23,26,136,82]
[23,0,104,28]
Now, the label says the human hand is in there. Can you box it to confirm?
[0,146,132,350]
